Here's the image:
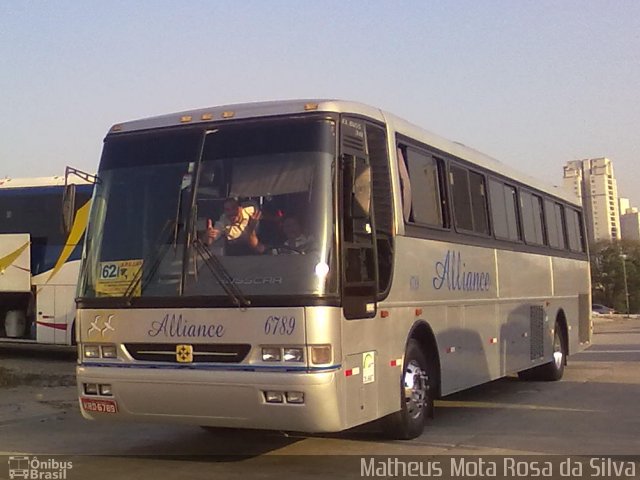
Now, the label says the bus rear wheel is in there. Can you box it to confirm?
[382,339,433,439]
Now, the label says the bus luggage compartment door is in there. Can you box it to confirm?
[344,351,378,427]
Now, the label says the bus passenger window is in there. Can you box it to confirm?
[404,147,445,228]
[489,179,520,241]
[521,191,546,245]
[450,165,489,235]
[450,165,473,231]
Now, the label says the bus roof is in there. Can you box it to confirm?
[108,99,579,206]
[0,175,93,189]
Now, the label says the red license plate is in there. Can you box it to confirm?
[81,397,119,414]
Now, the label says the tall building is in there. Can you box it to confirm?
[619,197,631,214]
[563,157,620,244]
[619,198,640,241]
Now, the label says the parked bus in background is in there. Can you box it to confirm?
[0,169,93,345]
[76,100,591,439]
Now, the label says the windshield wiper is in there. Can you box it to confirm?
[191,238,251,309]
[123,219,176,304]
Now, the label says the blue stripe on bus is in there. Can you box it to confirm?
[79,362,342,373]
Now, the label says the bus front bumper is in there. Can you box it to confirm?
[76,364,344,433]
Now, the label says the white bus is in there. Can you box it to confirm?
[0,170,93,345]
[76,100,591,438]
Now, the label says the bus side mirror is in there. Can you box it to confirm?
[62,184,77,236]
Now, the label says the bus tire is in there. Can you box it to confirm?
[518,322,566,381]
[382,339,433,439]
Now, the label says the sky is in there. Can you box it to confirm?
[1,1,639,204]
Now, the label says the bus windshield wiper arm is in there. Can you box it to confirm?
[123,219,176,304]
[192,238,250,309]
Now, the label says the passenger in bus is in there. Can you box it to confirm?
[256,202,286,247]
[203,198,266,255]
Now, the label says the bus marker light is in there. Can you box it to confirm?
[286,392,304,404]
[345,367,360,377]
[180,115,192,123]
[415,308,423,316]
[390,359,402,367]
[111,124,123,132]
[489,337,498,344]
[304,103,319,111]
[264,391,284,403]
[201,113,213,120]
[222,111,235,119]
[446,347,456,353]
[380,310,389,318]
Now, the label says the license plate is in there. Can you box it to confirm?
[80,397,118,414]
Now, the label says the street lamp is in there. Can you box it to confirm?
[620,253,630,317]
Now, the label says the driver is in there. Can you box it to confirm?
[203,198,266,255]
[281,216,314,254]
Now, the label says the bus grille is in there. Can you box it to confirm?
[124,343,251,363]
[530,306,545,360]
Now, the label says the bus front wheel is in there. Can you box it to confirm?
[382,339,433,439]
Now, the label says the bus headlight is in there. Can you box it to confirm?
[83,344,117,359]
[84,383,99,395]
[283,347,304,362]
[285,391,305,404]
[264,391,284,403]
[262,347,281,362]
[83,345,100,358]
[101,345,118,358]
[99,384,113,396]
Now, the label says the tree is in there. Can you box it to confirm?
[590,240,640,313]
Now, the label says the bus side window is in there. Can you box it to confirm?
[545,199,567,249]
[489,179,521,241]
[403,146,446,228]
[396,146,413,223]
[521,191,546,245]
[468,171,490,235]
[366,123,393,298]
[450,165,490,236]
[566,208,585,252]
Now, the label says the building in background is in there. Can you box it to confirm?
[619,197,640,241]
[563,157,620,244]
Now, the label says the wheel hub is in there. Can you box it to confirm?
[403,361,428,419]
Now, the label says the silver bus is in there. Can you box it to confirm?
[76,100,591,439]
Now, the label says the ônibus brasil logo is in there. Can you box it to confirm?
[7,456,73,479]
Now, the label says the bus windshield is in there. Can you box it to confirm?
[79,118,337,303]
[0,186,92,275]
